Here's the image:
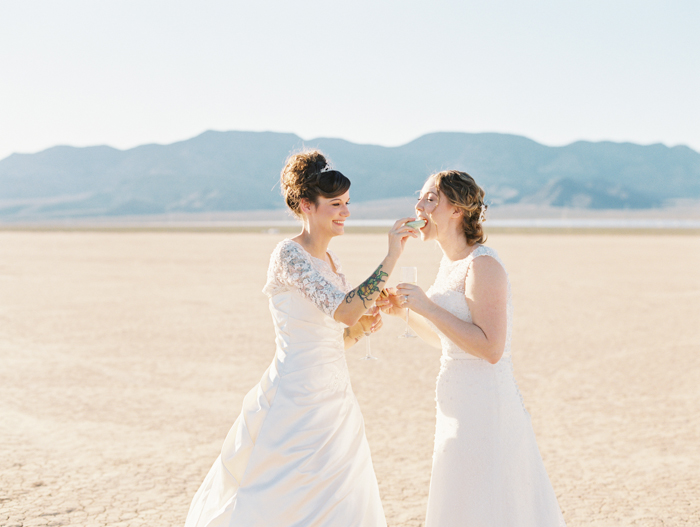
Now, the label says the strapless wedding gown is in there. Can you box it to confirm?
[185,239,386,527]
[425,245,565,527]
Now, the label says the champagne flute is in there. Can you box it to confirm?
[398,266,418,338]
[359,306,379,360]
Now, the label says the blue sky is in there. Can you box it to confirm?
[1,0,698,160]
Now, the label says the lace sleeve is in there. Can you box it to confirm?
[270,240,348,318]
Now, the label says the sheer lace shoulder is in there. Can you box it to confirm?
[262,239,349,318]
[326,249,344,276]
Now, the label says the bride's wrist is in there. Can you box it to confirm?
[382,253,399,274]
[346,324,363,342]
[418,301,438,319]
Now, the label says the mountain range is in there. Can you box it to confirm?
[1,131,699,220]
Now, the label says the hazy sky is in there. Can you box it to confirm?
[1,0,698,160]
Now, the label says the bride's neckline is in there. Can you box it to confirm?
[286,239,340,276]
[443,244,483,264]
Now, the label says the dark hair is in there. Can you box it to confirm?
[280,150,351,218]
[431,170,487,245]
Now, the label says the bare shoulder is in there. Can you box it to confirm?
[465,253,507,295]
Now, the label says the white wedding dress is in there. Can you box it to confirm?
[425,245,566,527]
[185,239,386,527]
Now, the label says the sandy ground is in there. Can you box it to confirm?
[1,231,699,527]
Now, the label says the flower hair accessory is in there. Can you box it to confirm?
[478,206,486,224]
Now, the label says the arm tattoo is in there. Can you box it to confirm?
[343,327,362,344]
[345,265,389,308]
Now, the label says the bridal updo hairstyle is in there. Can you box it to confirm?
[431,170,487,245]
[280,150,351,218]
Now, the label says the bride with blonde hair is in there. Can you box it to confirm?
[378,170,566,527]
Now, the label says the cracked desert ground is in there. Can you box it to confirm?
[1,230,699,527]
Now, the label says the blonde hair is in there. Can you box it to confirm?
[280,150,350,218]
[431,170,487,245]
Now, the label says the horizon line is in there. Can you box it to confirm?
[3,129,697,161]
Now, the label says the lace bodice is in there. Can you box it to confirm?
[263,239,350,318]
[426,245,513,360]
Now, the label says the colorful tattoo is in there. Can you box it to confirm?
[346,265,389,308]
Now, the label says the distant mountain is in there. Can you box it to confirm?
[520,178,664,209]
[1,131,698,220]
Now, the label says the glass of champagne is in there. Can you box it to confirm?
[359,306,379,360]
[398,266,418,338]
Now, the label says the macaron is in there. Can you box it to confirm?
[405,219,427,229]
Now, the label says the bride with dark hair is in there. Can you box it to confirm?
[185,150,418,527]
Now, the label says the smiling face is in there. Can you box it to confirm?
[415,177,460,242]
[302,190,351,238]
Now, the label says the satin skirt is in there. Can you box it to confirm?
[185,352,386,527]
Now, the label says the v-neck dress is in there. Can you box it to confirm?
[185,239,386,527]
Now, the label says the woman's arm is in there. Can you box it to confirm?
[405,312,442,349]
[342,309,383,350]
[333,218,417,327]
[343,324,364,349]
[397,256,508,364]
[377,289,442,349]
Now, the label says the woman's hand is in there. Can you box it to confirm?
[335,219,417,328]
[358,306,382,334]
[387,218,419,259]
[377,286,443,349]
[343,307,382,349]
[395,283,434,316]
[375,288,406,317]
